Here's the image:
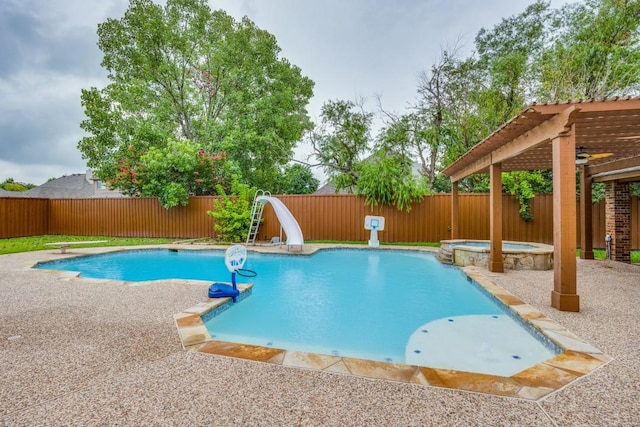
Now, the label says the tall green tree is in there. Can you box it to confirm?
[381,0,640,216]
[438,0,639,218]
[472,3,555,217]
[308,98,429,211]
[307,99,373,192]
[438,58,488,167]
[414,48,465,190]
[377,113,427,170]
[535,0,640,100]
[79,0,314,198]
[475,0,552,126]
[413,51,494,193]
[276,164,319,194]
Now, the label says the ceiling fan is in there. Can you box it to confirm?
[575,146,613,165]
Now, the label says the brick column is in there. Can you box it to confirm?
[605,181,631,263]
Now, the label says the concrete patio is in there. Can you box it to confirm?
[1,245,638,426]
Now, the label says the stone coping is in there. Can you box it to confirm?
[440,239,554,254]
[173,247,611,401]
[439,240,554,270]
[440,239,553,254]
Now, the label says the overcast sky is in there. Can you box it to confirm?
[0,0,570,186]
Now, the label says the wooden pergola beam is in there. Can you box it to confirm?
[592,168,640,183]
[448,107,578,182]
[532,98,640,115]
[449,157,491,183]
[587,155,640,176]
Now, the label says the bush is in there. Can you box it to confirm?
[207,181,256,242]
[355,157,429,212]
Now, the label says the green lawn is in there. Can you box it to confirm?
[577,248,640,264]
[0,235,174,255]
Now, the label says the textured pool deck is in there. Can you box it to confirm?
[2,244,639,426]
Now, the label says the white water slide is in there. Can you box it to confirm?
[256,196,304,249]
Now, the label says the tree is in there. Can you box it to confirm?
[79,0,314,198]
[414,48,464,190]
[1,178,36,192]
[307,98,430,211]
[476,35,554,216]
[276,164,319,194]
[371,111,433,208]
[475,0,552,126]
[377,111,427,174]
[307,99,373,192]
[535,0,640,100]
[411,50,494,193]
[109,138,236,208]
[437,58,488,170]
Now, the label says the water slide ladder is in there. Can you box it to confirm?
[246,190,271,245]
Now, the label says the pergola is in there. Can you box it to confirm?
[442,97,640,312]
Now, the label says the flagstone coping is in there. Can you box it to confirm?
[174,263,611,401]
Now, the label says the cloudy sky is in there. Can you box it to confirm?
[1,0,570,186]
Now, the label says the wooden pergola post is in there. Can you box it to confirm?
[489,162,504,273]
[580,165,594,259]
[451,180,459,239]
[551,125,580,312]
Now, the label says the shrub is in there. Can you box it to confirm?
[207,181,256,242]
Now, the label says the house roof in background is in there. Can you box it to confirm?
[314,183,351,195]
[22,174,125,199]
[0,188,27,197]
[0,188,26,197]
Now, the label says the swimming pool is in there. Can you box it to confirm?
[35,248,560,376]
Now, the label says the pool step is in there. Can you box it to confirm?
[437,246,454,264]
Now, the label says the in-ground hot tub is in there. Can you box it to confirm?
[438,239,553,270]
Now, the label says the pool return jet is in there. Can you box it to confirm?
[208,245,256,302]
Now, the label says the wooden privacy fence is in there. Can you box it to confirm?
[0,198,49,238]
[47,197,217,238]
[1,194,639,249]
[259,194,638,248]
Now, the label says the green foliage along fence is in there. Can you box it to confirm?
[1,194,638,249]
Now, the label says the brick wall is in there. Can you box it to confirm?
[605,181,631,263]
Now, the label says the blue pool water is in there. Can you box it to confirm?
[36,249,560,375]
